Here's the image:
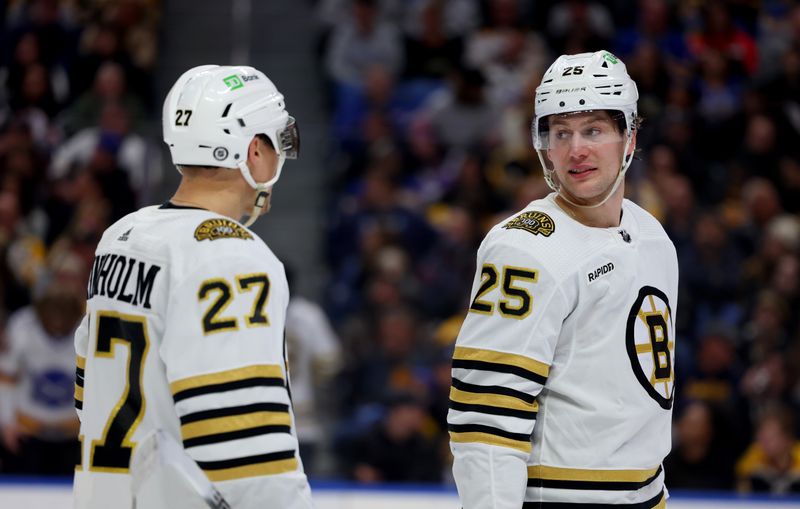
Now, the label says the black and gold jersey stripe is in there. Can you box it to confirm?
[197,449,298,482]
[527,465,662,492]
[170,364,285,403]
[449,423,532,453]
[522,489,665,508]
[452,346,550,384]
[449,379,538,420]
[179,402,292,449]
[170,365,298,481]
[75,355,86,410]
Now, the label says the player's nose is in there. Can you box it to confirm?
[568,135,590,158]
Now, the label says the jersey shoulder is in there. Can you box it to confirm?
[97,206,282,274]
[623,199,673,244]
[482,196,597,280]
[6,306,38,339]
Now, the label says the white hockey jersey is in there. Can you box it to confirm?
[0,307,78,439]
[73,204,312,509]
[449,194,678,508]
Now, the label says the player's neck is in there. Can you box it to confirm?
[554,188,624,228]
[171,178,246,222]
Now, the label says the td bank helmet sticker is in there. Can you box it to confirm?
[626,286,675,410]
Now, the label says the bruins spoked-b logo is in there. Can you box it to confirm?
[503,211,555,237]
[194,218,253,241]
[626,286,674,409]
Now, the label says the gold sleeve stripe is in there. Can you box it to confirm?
[450,387,537,412]
[170,365,284,395]
[450,431,532,454]
[454,347,550,378]
[527,464,660,483]
[74,384,84,402]
[197,449,298,482]
[76,355,86,369]
[181,411,291,440]
[204,458,298,482]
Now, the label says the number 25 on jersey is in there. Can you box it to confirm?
[469,264,538,319]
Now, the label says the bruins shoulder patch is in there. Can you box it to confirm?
[194,218,253,241]
[503,211,555,237]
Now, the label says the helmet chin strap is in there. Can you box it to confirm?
[540,133,635,210]
[237,156,285,227]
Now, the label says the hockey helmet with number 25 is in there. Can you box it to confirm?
[532,51,638,206]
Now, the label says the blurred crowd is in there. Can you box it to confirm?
[316,0,800,495]
[1,0,800,498]
[0,0,160,475]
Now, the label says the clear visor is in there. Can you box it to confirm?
[277,116,300,159]
[535,111,626,173]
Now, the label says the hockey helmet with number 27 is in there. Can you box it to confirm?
[163,65,300,223]
[532,51,638,205]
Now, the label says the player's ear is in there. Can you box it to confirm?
[627,130,637,156]
[248,136,260,159]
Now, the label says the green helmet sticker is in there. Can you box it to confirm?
[602,52,619,65]
[223,74,243,90]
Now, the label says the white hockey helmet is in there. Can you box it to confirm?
[532,51,638,206]
[163,65,299,206]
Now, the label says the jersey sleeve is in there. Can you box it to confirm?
[448,234,571,509]
[74,313,89,420]
[159,251,305,504]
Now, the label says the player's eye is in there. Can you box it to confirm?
[553,129,571,140]
[584,127,602,137]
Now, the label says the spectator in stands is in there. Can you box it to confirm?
[50,101,157,197]
[62,61,146,135]
[614,0,689,64]
[736,405,800,494]
[350,392,441,483]
[679,212,743,337]
[546,0,615,54]
[464,0,546,105]
[682,324,743,411]
[416,205,479,319]
[402,1,464,81]
[0,263,85,474]
[665,400,736,490]
[421,66,500,156]
[686,1,759,77]
[325,0,404,88]
[340,306,430,411]
[777,155,800,213]
[737,177,784,255]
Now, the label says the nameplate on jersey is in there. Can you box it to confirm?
[502,211,555,237]
[194,218,253,241]
[87,254,162,309]
[587,262,614,285]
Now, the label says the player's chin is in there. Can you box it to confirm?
[563,186,607,206]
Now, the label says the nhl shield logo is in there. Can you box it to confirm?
[503,211,555,237]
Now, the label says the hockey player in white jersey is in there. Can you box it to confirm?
[448,50,678,508]
[72,65,313,509]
